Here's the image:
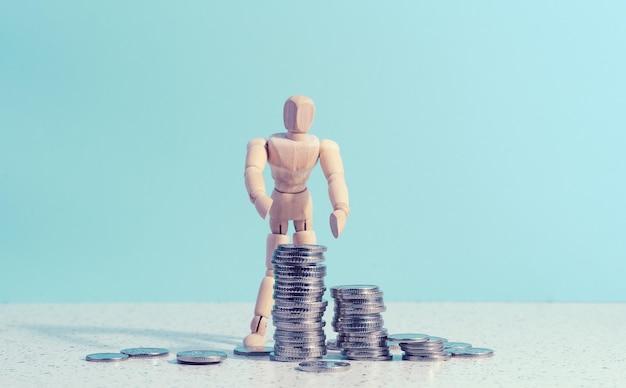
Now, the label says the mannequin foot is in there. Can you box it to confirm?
[243,333,267,347]
[243,315,268,346]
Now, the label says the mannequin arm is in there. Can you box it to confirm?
[244,138,273,219]
[320,139,350,237]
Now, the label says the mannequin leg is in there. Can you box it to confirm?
[293,218,316,244]
[243,232,289,346]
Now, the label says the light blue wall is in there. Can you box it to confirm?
[2,1,625,302]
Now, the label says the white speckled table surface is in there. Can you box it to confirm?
[1,302,624,387]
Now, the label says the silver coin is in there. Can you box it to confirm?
[297,360,351,373]
[274,262,326,269]
[274,329,326,337]
[274,345,326,353]
[274,334,326,343]
[274,274,327,281]
[274,334,326,342]
[427,336,448,343]
[273,250,325,257]
[333,292,384,301]
[335,297,385,304]
[233,346,273,356]
[275,277,325,284]
[274,265,326,272]
[347,354,393,361]
[275,300,328,309]
[272,311,325,320]
[404,350,450,357]
[342,348,390,357]
[276,244,327,253]
[333,320,384,328]
[337,329,388,339]
[270,353,323,362]
[272,255,325,264]
[449,347,494,358]
[274,285,326,293]
[176,350,227,364]
[274,328,326,337]
[331,284,379,295]
[400,341,445,349]
[275,340,326,348]
[402,353,452,362]
[274,296,326,304]
[339,340,388,349]
[86,353,129,362]
[273,320,326,331]
[273,250,325,256]
[334,306,387,315]
[387,333,430,343]
[120,347,169,358]
[273,351,326,359]
[273,308,328,316]
[444,342,472,350]
[333,323,384,333]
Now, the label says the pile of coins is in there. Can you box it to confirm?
[330,285,391,361]
[270,244,328,362]
[388,333,495,361]
[388,333,451,361]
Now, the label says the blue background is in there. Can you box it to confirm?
[1,1,625,302]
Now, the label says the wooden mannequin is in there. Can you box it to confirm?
[243,95,350,346]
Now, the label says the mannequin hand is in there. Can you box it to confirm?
[254,195,273,219]
[330,209,347,238]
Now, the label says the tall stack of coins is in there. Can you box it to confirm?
[330,285,391,361]
[270,244,328,362]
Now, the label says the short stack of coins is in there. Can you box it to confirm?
[330,285,391,361]
[270,244,328,362]
[388,333,452,362]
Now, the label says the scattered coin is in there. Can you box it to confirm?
[176,350,227,364]
[444,342,472,350]
[233,346,273,356]
[120,347,169,358]
[296,360,351,373]
[86,353,129,362]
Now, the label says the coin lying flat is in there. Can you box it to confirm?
[296,360,351,373]
[444,342,472,350]
[449,347,494,358]
[120,348,169,358]
[86,353,129,362]
[233,346,273,356]
[176,350,227,364]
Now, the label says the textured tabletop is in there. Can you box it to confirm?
[1,302,624,387]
